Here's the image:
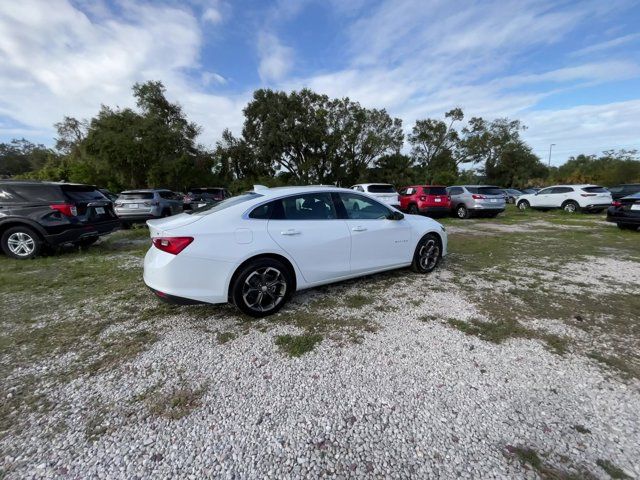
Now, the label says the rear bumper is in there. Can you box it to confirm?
[116,213,160,222]
[419,205,450,213]
[583,203,611,210]
[143,246,235,304]
[606,209,640,224]
[43,220,120,246]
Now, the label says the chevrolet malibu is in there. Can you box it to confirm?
[143,186,448,317]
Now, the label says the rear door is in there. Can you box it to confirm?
[61,185,115,222]
[337,192,411,273]
[266,192,351,284]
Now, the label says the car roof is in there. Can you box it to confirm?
[121,189,171,193]
[353,183,394,187]
[251,185,357,199]
[452,185,501,188]
[0,180,94,187]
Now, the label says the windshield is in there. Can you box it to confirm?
[467,187,504,196]
[367,184,396,193]
[61,185,106,202]
[423,186,447,195]
[120,192,154,200]
[188,192,262,215]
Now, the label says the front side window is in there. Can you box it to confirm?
[537,188,554,195]
[280,193,337,220]
[338,193,391,220]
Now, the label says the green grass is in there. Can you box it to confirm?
[274,333,323,357]
[448,319,570,355]
[596,459,633,479]
[216,331,237,344]
[147,385,208,420]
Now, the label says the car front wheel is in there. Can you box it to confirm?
[411,233,441,273]
[1,226,43,260]
[232,258,292,317]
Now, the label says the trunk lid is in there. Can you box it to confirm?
[147,212,203,236]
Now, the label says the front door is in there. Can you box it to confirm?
[336,192,412,274]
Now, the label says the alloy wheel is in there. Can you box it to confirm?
[418,239,440,271]
[564,203,576,213]
[242,267,287,313]
[7,232,36,257]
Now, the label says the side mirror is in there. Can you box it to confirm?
[387,211,404,220]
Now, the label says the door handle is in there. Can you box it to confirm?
[352,226,367,232]
[281,229,301,236]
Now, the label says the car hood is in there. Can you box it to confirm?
[403,212,445,230]
[147,213,204,236]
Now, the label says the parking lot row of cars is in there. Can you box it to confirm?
[0,180,638,260]
[351,182,640,228]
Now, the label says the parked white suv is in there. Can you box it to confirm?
[351,184,400,208]
[516,185,612,213]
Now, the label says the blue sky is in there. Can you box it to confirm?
[1,0,639,165]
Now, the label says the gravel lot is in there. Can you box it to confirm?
[1,208,639,479]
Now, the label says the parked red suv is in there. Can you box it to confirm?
[398,185,451,216]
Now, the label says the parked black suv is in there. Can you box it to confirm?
[0,181,120,259]
[183,187,230,210]
[607,184,640,200]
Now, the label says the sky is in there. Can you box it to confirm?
[0,0,639,166]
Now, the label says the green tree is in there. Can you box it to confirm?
[0,139,55,177]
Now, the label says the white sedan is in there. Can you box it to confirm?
[144,186,447,317]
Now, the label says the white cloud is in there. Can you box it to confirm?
[202,7,222,24]
[257,32,293,83]
[573,33,640,56]
[0,0,244,146]
[201,71,227,85]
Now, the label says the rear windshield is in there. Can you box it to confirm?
[423,187,447,195]
[61,185,105,202]
[467,187,504,196]
[189,192,261,215]
[582,186,608,193]
[367,184,396,193]
[120,192,154,200]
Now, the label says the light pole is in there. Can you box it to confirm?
[548,143,556,167]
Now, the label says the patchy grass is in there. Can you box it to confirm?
[447,319,570,355]
[587,352,638,380]
[343,294,374,309]
[572,425,591,434]
[147,385,208,420]
[507,445,594,479]
[275,334,323,357]
[216,331,237,344]
[86,330,159,375]
[596,459,633,479]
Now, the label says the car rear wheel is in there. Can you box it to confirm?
[411,233,441,273]
[456,205,470,219]
[232,258,292,317]
[562,200,580,213]
[1,226,43,260]
[408,204,419,215]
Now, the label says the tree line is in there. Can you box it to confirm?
[1,81,638,193]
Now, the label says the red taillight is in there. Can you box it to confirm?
[471,194,485,199]
[611,201,622,207]
[50,203,77,217]
[152,236,193,255]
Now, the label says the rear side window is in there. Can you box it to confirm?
[3,184,64,203]
[279,193,337,220]
[120,192,154,200]
[581,186,608,193]
[61,185,106,202]
[367,184,396,194]
[423,187,447,195]
[249,200,284,220]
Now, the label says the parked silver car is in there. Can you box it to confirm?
[114,189,183,226]
[446,185,506,219]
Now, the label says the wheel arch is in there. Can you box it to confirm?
[227,252,298,301]
[0,219,47,241]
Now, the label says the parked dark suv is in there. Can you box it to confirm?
[0,181,120,259]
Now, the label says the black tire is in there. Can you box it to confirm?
[455,205,471,219]
[1,226,43,260]
[562,200,580,213]
[517,200,530,211]
[120,221,131,230]
[231,258,293,317]
[618,223,638,231]
[488,212,500,218]
[411,233,441,273]
[73,237,99,248]
[408,204,419,215]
